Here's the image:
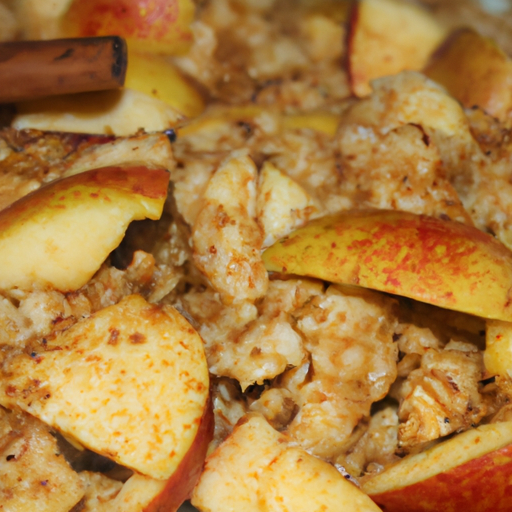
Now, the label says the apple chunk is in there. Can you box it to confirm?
[0,165,169,292]
[0,294,211,481]
[192,414,381,512]
[13,88,183,136]
[125,50,205,118]
[348,0,446,97]
[362,421,512,512]
[91,401,213,512]
[113,412,213,512]
[484,319,512,379]
[63,0,195,55]
[424,28,512,122]
[262,209,512,321]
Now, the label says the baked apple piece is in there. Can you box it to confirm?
[0,165,169,292]
[424,28,512,122]
[192,415,381,512]
[0,294,212,507]
[13,45,205,135]
[262,209,512,321]
[361,421,512,512]
[62,0,195,55]
[12,88,184,136]
[347,0,445,97]
[79,405,213,511]
[124,50,205,118]
[485,319,512,379]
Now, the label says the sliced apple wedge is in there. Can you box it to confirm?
[348,0,446,97]
[0,165,169,292]
[0,294,211,483]
[260,447,382,512]
[257,161,321,249]
[125,50,205,118]
[424,28,512,122]
[13,88,183,136]
[485,319,512,379]
[192,414,381,512]
[262,209,512,321]
[14,49,205,135]
[103,402,213,512]
[62,0,195,56]
[362,421,512,512]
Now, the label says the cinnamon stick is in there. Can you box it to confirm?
[0,36,127,103]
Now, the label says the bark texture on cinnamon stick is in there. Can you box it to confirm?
[0,36,127,103]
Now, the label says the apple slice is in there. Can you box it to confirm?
[0,165,169,292]
[13,88,183,136]
[62,132,174,179]
[257,161,321,248]
[192,414,381,512]
[125,50,205,118]
[485,319,512,379]
[281,112,341,136]
[133,399,213,512]
[0,294,211,483]
[362,421,512,512]
[260,447,382,512]
[14,50,205,135]
[99,401,213,512]
[347,0,446,97]
[62,0,195,56]
[424,28,512,122]
[177,105,341,144]
[262,209,512,321]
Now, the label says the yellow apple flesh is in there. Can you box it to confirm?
[362,421,512,512]
[125,50,205,118]
[485,319,512,379]
[424,28,512,122]
[0,165,169,292]
[262,209,512,321]
[348,0,446,97]
[62,0,195,55]
[192,414,381,512]
[0,294,211,482]
[109,402,213,512]
[13,88,183,136]
[177,105,341,140]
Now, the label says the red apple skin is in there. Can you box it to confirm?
[262,209,512,321]
[369,443,512,512]
[144,395,214,512]
[0,164,169,233]
[63,0,195,55]
[0,165,169,292]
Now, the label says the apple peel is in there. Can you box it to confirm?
[63,0,196,56]
[113,399,214,512]
[0,294,211,481]
[0,165,169,292]
[262,209,512,321]
[362,421,512,512]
